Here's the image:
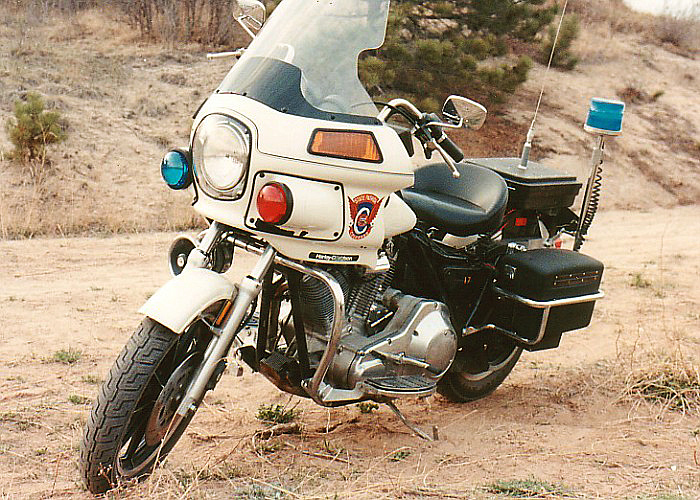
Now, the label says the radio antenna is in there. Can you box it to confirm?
[519,0,570,170]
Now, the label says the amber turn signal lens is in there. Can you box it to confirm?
[309,129,382,163]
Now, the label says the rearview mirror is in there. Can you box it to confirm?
[442,95,487,130]
[235,0,266,38]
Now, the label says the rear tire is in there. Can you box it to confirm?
[80,318,207,494]
[438,334,521,403]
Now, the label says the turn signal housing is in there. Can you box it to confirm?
[256,182,292,225]
[308,129,382,163]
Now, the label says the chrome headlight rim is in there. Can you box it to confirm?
[192,113,251,201]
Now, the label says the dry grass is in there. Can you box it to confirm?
[567,0,654,35]
[652,3,700,55]
[568,0,700,57]
[627,358,700,414]
[0,7,214,239]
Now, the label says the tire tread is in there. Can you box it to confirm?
[79,318,178,494]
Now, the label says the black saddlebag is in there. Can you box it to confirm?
[487,248,603,351]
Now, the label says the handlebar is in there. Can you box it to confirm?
[206,48,245,60]
[377,100,465,179]
[434,130,464,163]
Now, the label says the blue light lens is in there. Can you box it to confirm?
[161,150,192,190]
[585,98,625,135]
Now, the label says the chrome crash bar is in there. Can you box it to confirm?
[227,236,357,406]
[466,286,605,346]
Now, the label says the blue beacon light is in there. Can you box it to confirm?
[574,97,625,252]
[161,149,192,190]
[584,98,625,136]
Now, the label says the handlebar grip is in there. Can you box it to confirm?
[436,133,464,163]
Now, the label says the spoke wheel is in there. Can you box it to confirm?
[80,318,210,494]
[437,333,522,403]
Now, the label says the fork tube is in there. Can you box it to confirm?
[256,269,274,365]
[176,245,277,417]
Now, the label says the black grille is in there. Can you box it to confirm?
[553,270,601,287]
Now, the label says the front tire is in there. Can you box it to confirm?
[80,318,208,494]
[438,334,522,403]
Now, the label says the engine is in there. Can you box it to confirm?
[299,262,457,396]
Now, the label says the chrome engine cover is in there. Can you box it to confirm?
[328,289,457,390]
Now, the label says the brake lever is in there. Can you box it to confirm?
[423,119,463,130]
[430,139,460,179]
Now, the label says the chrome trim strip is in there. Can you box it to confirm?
[492,286,604,308]
[479,286,604,346]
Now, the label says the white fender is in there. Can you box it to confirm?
[139,268,236,334]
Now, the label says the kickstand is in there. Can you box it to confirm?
[386,401,435,441]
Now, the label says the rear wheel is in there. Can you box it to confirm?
[80,318,211,494]
[437,333,521,403]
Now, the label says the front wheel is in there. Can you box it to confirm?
[437,333,522,403]
[80,318,210,494]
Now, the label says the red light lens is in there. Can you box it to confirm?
[256,182,292,224]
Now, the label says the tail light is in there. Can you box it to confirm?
[256,182,293,225]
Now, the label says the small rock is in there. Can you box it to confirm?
[398,28,413,41]
[418,18,459,36]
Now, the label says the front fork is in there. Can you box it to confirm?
[175,224,277,417]
[175,222,358,413]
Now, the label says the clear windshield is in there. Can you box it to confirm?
[219,0,390,122]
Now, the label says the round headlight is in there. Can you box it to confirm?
[192,114,250,199]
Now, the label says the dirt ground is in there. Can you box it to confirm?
[1,206,699,499]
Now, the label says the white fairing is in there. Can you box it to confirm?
[139,268,235,333]
[192,94,418,267]
[383,193,417,238]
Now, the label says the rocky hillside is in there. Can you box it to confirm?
[0,3,698,238]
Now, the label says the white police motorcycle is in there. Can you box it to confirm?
[80,0,624,493]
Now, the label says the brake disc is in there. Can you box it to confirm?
[145,355,197,446]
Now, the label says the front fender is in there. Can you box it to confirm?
[139,268,235,334]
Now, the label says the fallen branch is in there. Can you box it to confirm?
[255,422,302,440]
[301,450,351,464]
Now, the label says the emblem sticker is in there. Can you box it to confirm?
[309,252,360,262]
[348,194,382,240]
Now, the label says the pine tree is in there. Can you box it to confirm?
[359,0,562,110]
[538,14,580,70]
[6,92,65,165]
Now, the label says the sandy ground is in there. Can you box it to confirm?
[1,206,699,499]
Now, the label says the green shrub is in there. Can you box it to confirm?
[362,0,558,108]
[52,347,82,365]
[5,92,65,165]
[256,403,298,424]
[538,15,580,70]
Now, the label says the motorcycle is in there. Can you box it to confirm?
[79,0,625,493]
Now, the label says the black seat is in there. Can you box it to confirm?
[401,162,508,236]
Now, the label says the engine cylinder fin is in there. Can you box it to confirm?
[348,256,396,335]
[299,267,349,333]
